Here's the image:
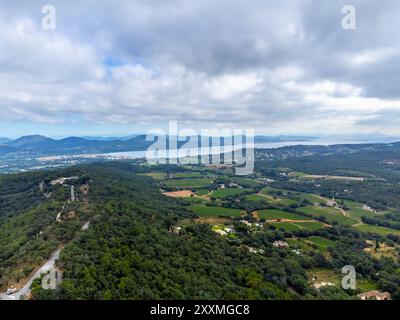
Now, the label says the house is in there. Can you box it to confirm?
[214,229,227,237]
[170,226,182,235]
[357,291,392,300]
[314,282,335,289]
[239,220,252,227]
[273,240,289,248]
[247,246,265,254]
[326,199,337,207]
[50,176,79,185]
[362,204,375,212]
[223,227,234,233]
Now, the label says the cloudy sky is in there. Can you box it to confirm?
[0,0,399,138]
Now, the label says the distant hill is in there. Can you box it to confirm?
[0,137,11,144]
[2,133,400,158]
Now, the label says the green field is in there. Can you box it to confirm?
[355,224,400,236]
[258,209,311,221]
[297,206,358,226]
[305,236,336,250]
[163,178,213,188]
[171,172,206,179]
[343,200,380,219]
[231,177,262,187]
[259,188,298,206]
[190,205,244,217]
[296,193,326,205]
[180,197,207,204]
[245,194,270,202]
[270,221,326,232]
[307,268,377,292]
[196,189,210,196]
[212,188,251,198]
[139,172,167,180]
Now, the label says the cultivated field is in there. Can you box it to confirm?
[190,205,244,217]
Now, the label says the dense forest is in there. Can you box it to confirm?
[1,161,399,300]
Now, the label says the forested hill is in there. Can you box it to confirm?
[57,163,294,299]
[0,163,295,299]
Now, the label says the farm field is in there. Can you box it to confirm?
[171,172,207,179]
[163,190,194,197]
[343,200,381,219]
[269,221,326,232]
[257,209,312,221]
[163,178,213,188]
[190,205,244,217]
[354,223,400,236]
[196,189,210,196]
[307,269,377,292]
[297,206,358,226]
[139,172,167,180]
[231,177,262,187]
[212,188,251,198]
[245,194,270,202]
[305,236,336,250]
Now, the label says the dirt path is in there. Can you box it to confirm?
[337,207,350,217]
[265,219,319,223]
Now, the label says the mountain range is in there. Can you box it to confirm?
[0,134,321,156]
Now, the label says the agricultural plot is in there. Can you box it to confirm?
[269,221,326,232]
[190,205,244,217]
[355,224,400,236]
[259,188,299,206]
[297,206,358,226]
[180,197,207,204]
[305,236,336,250]
[245,194,270,202]
[212,188,251,198]
[171,172,206,179]
[196,189,210,196]
[140,172,167,180]
[343,200,380,219]
[231,177,262,187]
[257,209,311,221]
[307,269,377,292]
[163,178,213,188]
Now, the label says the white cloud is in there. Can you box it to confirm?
[0,0,400,136]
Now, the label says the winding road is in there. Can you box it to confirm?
[0,249,61,300]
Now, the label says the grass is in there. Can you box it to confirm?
[289,171,309,177]
[163,178,212,188]
[196,189,210,196]
[258,209,311,221]
[269,221,326,232]
[171,172,205,179]
[343,200,380,219]
[139,172,166,180]
[355,224,400,236]
[231,177,262,187]
[245,194,270,202]
[212,188,251,198]
[297,206,358,226]
[307,268,377,292]
[190,205,244,217]
[180,197,206,204]
[305,236,336,250]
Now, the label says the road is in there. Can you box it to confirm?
[0,248,61,300]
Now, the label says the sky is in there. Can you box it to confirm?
[0,0,400,139]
